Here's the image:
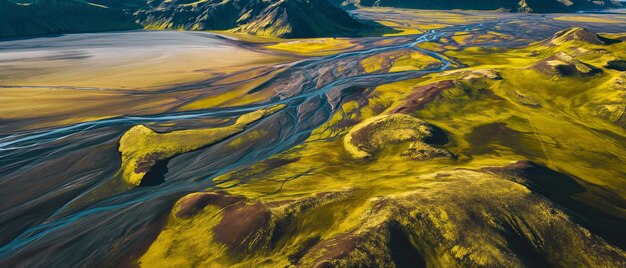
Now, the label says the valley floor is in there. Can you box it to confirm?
[1,8,626,267]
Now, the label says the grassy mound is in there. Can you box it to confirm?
[343,113,451,160]
[118,105,283,186]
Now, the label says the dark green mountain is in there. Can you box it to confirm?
[0,0,140,38]
[135,0,364,38]
[0,0,623,39]
[0,0,364,39]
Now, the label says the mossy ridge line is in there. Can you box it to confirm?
[118,105,285,186]
[142,166,626,267]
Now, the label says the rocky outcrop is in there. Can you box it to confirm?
[595,104,626,128]
[605,60,626,71]
[531,52,602,77]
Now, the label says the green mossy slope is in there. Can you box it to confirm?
[135,27,626,267]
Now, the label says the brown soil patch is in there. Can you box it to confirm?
[391,80,456,114]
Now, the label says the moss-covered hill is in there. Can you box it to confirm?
[132,28,626,267]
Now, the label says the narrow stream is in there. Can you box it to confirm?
[0,24,480,266]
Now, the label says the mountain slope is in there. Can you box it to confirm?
[238,0,365,37]
[0,0,363,39]
[134,0,364,38]
[0,0,140,39]
[134,27,626,267]
[331,0,622,13]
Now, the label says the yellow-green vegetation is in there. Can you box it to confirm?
[138,27,626,267]
[554,15,626,24]
[140,189,357,267]
[420,27,626,194]
[357,8,501,37]
[211,31,284,43]
[142,167,625,267]
[265,38,358,56]
[448,30,515,46]
[360,49,442,73]
[236,21,292,39]
[118,105,284,186]
[343,113,451,160]
[375,20,425,36]
[139,203,228,267]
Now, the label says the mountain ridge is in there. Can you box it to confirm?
[0,0,365,39]
[1,0,624,39]
[0,0,140,39]
[136,0,365,38]
[330,0,622,13]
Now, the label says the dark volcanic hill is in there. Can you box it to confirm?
[0,0,140,39]
[331,0,622,13]
[239,0,365,38]
[0,0,363,39]
[134,0,365,38]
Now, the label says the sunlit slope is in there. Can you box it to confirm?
[135,0,364,38]
[0,0,364,39]
[136,28,626,267]
[238,0,365,38]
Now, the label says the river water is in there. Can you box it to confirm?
[0,11,625,266]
